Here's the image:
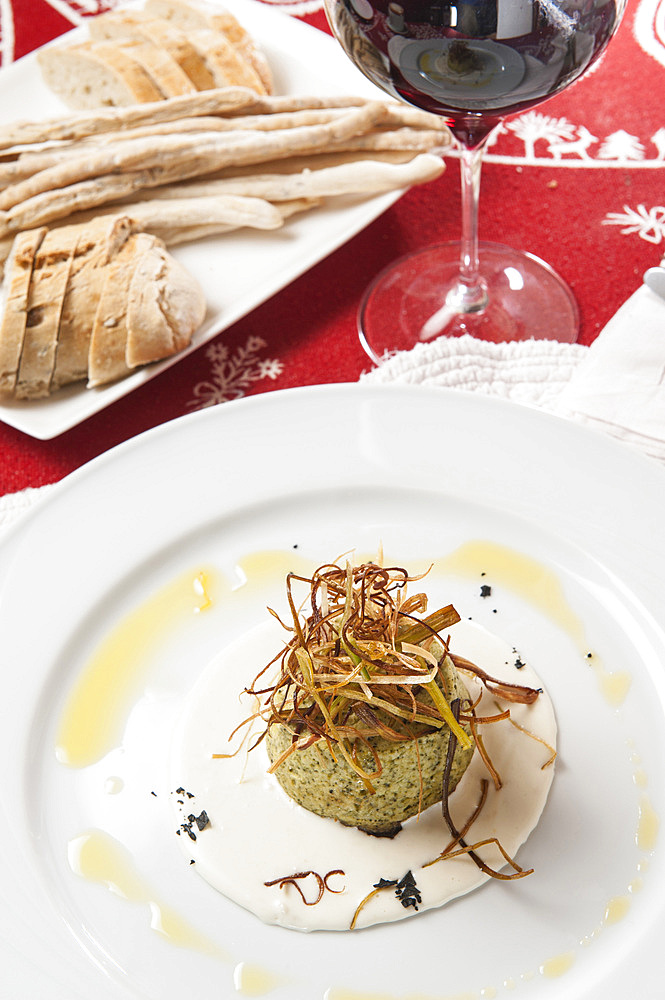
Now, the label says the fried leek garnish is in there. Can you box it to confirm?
[218,560,542,797]
[219,562,472,786]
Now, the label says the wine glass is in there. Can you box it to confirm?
[323,0,626,361]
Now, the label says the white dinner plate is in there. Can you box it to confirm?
[1,384,664,999]
[0,0,399,440]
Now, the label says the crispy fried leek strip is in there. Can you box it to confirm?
[234,562,474,783]
[440,701,532,881]
[451,653,541,704]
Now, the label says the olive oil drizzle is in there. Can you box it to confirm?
[439,540,632,707]
[56,568,217,768]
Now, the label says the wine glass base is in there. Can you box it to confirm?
[358,241,580,365]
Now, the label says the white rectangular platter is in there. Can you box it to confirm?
[0,0,398,439]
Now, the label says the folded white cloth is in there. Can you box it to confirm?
[362,278,665,464]
[553,285,665,463]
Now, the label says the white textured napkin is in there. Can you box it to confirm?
[362,279,665,464]
[361,332,587,406]
[0,483,56,536]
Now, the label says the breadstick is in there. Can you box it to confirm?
[112,193,285,231]
[152,201,316,245]
[0,103,392,218]
[324,128,449,154]
[135,153,444,203]
[0,106,449,191]
[0,87,366,151]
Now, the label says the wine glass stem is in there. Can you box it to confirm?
[455,141,489,313]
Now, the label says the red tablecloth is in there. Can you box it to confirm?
[1,0,664,495]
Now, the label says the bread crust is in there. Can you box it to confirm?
[126,240,206,367]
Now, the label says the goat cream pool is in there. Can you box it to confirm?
[169,616,556,931]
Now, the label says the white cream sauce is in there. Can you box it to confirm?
[170,618,557,931]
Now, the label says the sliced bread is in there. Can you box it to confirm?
[14,225,80,399]
[0,228,47,395]
[87,231,158,388]
[51,215,135,390]
[145,0,273,92]
[186,28,266,93]
[90,10,208,94]
[106,39,197,98]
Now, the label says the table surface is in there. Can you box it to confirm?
[0,0,663,496]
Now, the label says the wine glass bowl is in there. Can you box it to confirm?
[324,0,626,359]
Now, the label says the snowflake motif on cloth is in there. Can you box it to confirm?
[187,336,284,410]
[603,205,665,244]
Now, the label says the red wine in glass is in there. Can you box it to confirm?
[324,0,626,359]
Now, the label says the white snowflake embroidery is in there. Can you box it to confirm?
[187,336,284,410]
[602,204,665,244]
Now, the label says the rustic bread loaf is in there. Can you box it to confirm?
[0,215,207,398]
[38,2,272,108]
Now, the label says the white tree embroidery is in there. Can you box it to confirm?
[602,204,665,244]
[188,336,284,410]
[597,131,646,161]
[506,112,575,160]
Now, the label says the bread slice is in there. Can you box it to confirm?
[87,231,158,388]
[51,215,135,390]
[107,39,197,98]
[184,28,265,93]
[14,225,79,399]
[38,40,164,109]
[88,14,199,95]
[145,0,273,92]
[0,228,47,396]
[126,240,206,367]
[87,10,215,91]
